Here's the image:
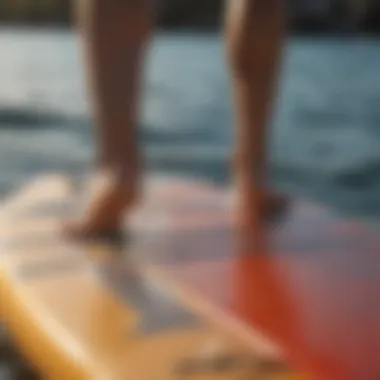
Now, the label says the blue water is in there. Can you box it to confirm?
[1,28,380,226]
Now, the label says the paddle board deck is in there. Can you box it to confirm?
[0,174,303,380]
[127,176,380,380]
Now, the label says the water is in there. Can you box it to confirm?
[0,27,380,226]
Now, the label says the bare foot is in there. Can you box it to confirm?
[62,170,140,242]
[236,181,288,222]
[236,187,288,253]
[256,190,288,219]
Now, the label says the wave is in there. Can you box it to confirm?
[0,106,86,130]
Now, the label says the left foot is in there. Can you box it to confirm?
[62,170,140,242]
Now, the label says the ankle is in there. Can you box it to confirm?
[235,168,267,187]
[96,164,139,184]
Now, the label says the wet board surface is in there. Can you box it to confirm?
[0,174,304,380]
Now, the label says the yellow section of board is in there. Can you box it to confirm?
[0,174,306,380]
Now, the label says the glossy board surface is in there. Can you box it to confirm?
[0,175,304,380]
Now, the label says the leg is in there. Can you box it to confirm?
[65,0,155,238]
[224,0,287,232]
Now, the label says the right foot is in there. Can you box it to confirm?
[62,170,140,242]
[237,188,288,223]
[236,186,289,253]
